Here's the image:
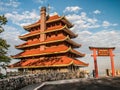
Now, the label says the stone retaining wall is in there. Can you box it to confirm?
[0,74,40,90]
[0,71,84,90]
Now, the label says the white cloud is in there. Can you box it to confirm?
[66,13,118,31]
[112,23,118,26]
[78,30,120,50]
[93,30,120,47]
[102,21,118,28]
[64,6,82,13]
[5,0,20,8]
[93,10,101,14]
[33,0,47,4]
[66,12,100,32]
[102,21,110,27]
[5,10,39,26]
[0,0,20,12]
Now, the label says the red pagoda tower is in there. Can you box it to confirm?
[10,7,88,74]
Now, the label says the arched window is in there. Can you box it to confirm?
[55,32,57,36]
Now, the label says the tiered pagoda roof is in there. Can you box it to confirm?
[15,36,81,49]
[23,15,73,30]
[9,7,88,69]
[12,46,85,59]
[19,25,77,40]
[10,56,88,69]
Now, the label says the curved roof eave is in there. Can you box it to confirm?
[11,47,71,59]
[19,25,77,40]
[12,47,85,59]
[16,36,81,49]
[8,58,74,69]
[23,15,73,30]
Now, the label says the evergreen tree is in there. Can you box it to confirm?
[0,15,11,63]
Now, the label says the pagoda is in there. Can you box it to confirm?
[9,7,88,74]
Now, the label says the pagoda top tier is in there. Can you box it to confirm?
[23,7,73,30]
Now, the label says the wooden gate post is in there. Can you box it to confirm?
[93,48,99,78]
[109,49,115,77]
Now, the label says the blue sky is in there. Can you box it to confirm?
[0,0,120,74]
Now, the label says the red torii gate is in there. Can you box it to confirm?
[89,47,115,78]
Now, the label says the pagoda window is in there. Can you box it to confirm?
[36,26,39,30]
[55,32,58,36]
[50,33,53,38]
[61,22,65,26]
[33,27,35,29]
[33,46,36,49]
[58,32,62,37]
[39,26,40,30]
[37,26,39,30]
[33,28,35,31]
[31,28,33,32]
[39,26,41,30]
[46,35,48,40]
[52,23,55,27]
[47,24,51,29]
[63,32,67,36]
[35,27,37,30]
[26,47,28,51]
[71,54,73,58]
[65,42,67,47]
[47,33,49,37]
[31,37,34,41]
[56,22,60,25]
[58,31,60,34]
[31,28,34,31]
[32,28,35,32]
[33,37,36,41]
[56,42,59,46]
[48,33,51,37]
[67,53,70,57]
[51,33,55,38]
[46,44,50,48]
[66,42,70,47]
[34,36,38,41]
[48,24,50,27]
[36,35,40,39]
[71,54,74,58]
[59,21,61,26]
[27,47,29,50]
[27,37,32,41]
[29,28,32,32]
[28,39,32,43]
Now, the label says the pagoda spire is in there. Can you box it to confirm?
[47,4,50,16]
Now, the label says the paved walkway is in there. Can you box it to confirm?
[19,83,42,90]
[19,78,83,90]
[39,77,120,90]
[34,78,84,90]
[19,77,120,90]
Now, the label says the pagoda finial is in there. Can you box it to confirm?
[47,4,50,16]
